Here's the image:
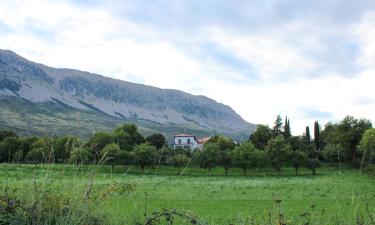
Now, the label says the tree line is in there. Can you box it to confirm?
[0,115,374,175]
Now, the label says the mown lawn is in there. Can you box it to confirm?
[0,164,374,224]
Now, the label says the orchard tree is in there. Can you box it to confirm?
[133,143,157,172]
[306,158,321,175]
[249,125,273,150]
[266,136,291,173]
[101,143,122,170]
[290,150,307,175]
[207,135,236,175]
[198,143,220,173]
[168,154,191,175]
[232,142,258,175]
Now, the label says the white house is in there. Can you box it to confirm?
[173,134,210,150]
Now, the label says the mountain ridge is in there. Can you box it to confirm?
[0,49,256,141]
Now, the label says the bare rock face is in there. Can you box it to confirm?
[0,49,255,140]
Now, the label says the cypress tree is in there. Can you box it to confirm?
[314,121,320,151]
[305,126,311,143]
[273,115,283,137]
[284,117,291,140]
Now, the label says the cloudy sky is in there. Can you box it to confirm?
[1,0,375,134]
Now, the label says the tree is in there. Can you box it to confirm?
[0,136,19,162]
[16,137,39,163]
[305,126,311,143]
[249,125,273,150]
[290,150,307,175]
[314,121,321,151]
[357,128,375,169]
[323,143,344,166]
[266,136,291,173]
[87,131,114,160]
[273,115,283,137]
[306,158,321,175]
[284,117,291,140]
[101,143,122,170]
[207,135,236,175]
[168,154,191,175]
[69,146,90,165]
[26,138,49,164]
[54,136,81,162]
[232,142,258,175]
[114,124,144,151]
[146,133,166,149]
[0,130,17,142]
[133,143,157,172]
[198,143,220,173]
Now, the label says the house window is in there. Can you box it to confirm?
[178,139,181,144]
[187,139,190,144]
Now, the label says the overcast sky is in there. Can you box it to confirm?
[1,0,375,134]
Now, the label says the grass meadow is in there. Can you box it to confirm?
[0,164,374,224]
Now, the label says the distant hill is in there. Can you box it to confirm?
[0,50,256,141]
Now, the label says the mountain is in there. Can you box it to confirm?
[0,49,256,141]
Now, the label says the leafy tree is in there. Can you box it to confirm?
[54,136,81,162]
[69,146,90,165]
[0,136,19,162]
[232,142,258,175]
[146,133,166,149]
[16,137,39,163]
[284,117,291,140]
[0,130,17,142]
[314,121,321,151]
[114,124,144,151]
[133,143,157,172]
[198,143,220,173]
[290,150,307,175]
[306,158,321,175]
[87,131,114,160]
[101,143,122,170]
[26,138,49,164]
[249,125,273,150]
[266,136,291,173]
[323,143,344,166]
[357,128,375,168]
[168,154,191,175]
[207,135,236,175]
[272,115,283,137]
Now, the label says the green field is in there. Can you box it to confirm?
[0,164,374,224]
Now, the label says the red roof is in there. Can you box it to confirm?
[174,133,195,137]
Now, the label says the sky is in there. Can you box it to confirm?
[1,0,375,135]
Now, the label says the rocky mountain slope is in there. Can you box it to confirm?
[0,49,255,141]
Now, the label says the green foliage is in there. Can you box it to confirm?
[54,135,81,162]
[358,128,375,168]
[306,157,321,175]
[101,143,122,168]
[198,143,220,172]
[249,125,273,150]
[232,142,259,174]
[114,124,144,151]
[0,129,17,142]
[305,126,311,143]
[266,136,291,172]
[87,131,114,159]
[146,133,166,149]
[133,143,157,172]
[284,116,291,139]
[272,115,283,137]
[69,146,90,165]
[314,121,321,151]
[290,150,307,175]
[0,136,18,162]
[168,154,191,175]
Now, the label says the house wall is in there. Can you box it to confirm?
[174,136,200,149]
